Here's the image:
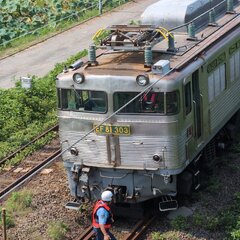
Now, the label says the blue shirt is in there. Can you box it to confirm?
[96,207,109,224]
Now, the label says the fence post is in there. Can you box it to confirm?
[99,0,102,15]
[2,208,7,240]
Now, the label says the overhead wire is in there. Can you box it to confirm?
[169,0,231,32]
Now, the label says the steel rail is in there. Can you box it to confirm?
[76,216,156,240]
[0,149,61,200]
[77,225,95,240]
[123,216,156,240]
[0,124,59,166]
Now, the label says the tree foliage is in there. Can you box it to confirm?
[0,0,128,44]
[0,0,88,43]
[0,78,56,159]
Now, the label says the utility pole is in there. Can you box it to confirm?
[2,208,7,240]
[99,0,102,15]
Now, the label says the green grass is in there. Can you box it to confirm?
[205,178,222,194]
[0,190,33,229]
[151,231,194,240]
[170,215,189,231]
[47,221,69,240]
[5,190,33,213]
[190,192,240,238]
[0,208,15,229]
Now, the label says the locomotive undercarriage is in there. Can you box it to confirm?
[178,111,240,197]
[64,161,178,211]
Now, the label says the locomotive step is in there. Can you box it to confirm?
[65,201,81,210]
[159,196,178,212]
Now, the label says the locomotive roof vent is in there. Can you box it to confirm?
[152,60,170,75]
[140,0,239,33]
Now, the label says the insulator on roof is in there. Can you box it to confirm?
[144,45,153,67]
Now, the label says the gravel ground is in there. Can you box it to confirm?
[143,148,240,240]
[6,160,83,240]
[1,139,240,240]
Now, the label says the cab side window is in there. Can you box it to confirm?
[166,91,179,115]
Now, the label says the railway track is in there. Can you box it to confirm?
[123,216,156,240]
[0,149,61,200]
[0,124,59,166]
[76,216,156,240]
[0,125,60,200]
[77,225,95,240]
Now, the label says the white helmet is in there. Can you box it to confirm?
[101,190,113,202]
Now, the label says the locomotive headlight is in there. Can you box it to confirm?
[70,147,79,156]
[153,154,163,162]
[136,74,149,86]
[73,73,84,84]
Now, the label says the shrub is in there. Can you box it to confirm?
[206,178,222,194]
[0,208,15,229]
[170,216,188,231]
[47,221,68,240]
[231,229,240,240]
[230,218,240,240]
[5,190,33,213]
[193,212,205,226]
[0,190,32,229]
[205,216,220,231]
[0,49,87,162]
[151,231,192,240]
[151,231,166,240]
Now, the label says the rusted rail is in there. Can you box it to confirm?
[0,149,61,200]
[76,215,156,240]
[77,225,95,240]
[123,215,156,240]
[0,124,59,166]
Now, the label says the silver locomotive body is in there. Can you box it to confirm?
[58,54,183,204]
[56,0,240,209]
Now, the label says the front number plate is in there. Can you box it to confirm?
[94,125,131,135]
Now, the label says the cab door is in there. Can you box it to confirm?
[192,70,202,139]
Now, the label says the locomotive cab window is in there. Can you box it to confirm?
[57,88,107,113]
[113,91,179,115]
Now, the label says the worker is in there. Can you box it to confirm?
[92,190,116,240]
[143,92,157,110]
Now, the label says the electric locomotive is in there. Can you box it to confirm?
[56,0,240,211]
